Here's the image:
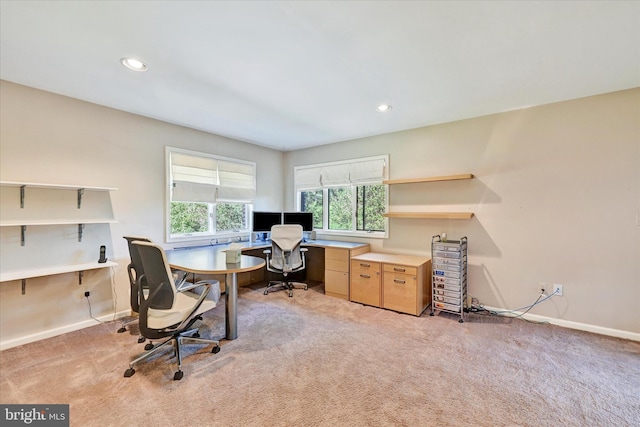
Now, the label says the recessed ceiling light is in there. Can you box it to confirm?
[376,104,392,112]
[120,57,148,72]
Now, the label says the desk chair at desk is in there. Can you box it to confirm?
[264,224,308,297]
[124,241,221,381]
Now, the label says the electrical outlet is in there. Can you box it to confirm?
[84,291,90,298]
[538,282,547,294]
[553,284,563,296]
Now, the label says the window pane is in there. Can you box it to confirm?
[216,203,247,232]
[301,190,323,229]
[357,184,386,232]
[170,202,210,234]
[328,187,352,230]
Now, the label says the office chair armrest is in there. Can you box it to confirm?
[172,270,189,289]
[301,248,308,252]
[176,280,210,294]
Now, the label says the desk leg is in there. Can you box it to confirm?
[225,272,238,340]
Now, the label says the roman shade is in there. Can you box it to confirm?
[170,151,255,203]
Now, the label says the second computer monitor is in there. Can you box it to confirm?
[283,211,314,232]
[252,211,282,232]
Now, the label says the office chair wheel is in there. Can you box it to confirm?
[430,312,434,316]
[117,327,126,333]
[137,336,146,344]
[264,290,268,295]
[191,332,200,338]
[288,291,293,297]
[124,368,135,378]
[173,370,184,381]
[212,345,221,354]
[458,319,464,323]
[144,342,154,351]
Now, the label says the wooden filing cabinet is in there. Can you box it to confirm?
[350,259,381,307]
[383,263,421,315]
[323,244,370,300]
[350,253,431,316]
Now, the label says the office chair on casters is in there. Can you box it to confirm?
[123,241,221,381]
[119,236,155,350]
[264,224,308,298]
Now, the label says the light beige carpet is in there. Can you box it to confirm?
[1,283,639,427]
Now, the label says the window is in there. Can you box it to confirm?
[300,189,323,229]
[295,156,388,238]
[356,184,386,232]
[166,147,256,242]
[328,187,352,230]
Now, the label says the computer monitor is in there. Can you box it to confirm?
[283,211,314,232]
[252,211,282,232]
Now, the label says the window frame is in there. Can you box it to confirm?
[294,155,389,239]
[165,147,255,243]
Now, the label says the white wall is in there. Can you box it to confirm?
[285,89,640,337]
[0,81,284,348]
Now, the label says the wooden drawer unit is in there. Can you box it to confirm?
[324,248,350,299]
[350,259,381,307]
[351,253,431,316]
[324,269,349,299]
[323,244,370,300]
[383,264,419,315]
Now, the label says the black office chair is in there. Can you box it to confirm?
[124,240,220,381]
[118,236,154,349]
[263,224,308,297]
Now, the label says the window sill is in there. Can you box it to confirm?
[166,232,251,245]
[316,230,388,240]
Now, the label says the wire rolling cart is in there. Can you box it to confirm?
[430,235,467,323]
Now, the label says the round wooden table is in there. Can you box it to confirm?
[167,247,265,340]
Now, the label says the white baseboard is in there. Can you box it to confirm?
[482,305,640,342]
[0,309,132,351]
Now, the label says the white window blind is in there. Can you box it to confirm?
[171,152,218,203]
[294,155,387,189]
[217,159,256,202]
[349,158,386,183]
[295,167,322,189]
[170,149,255,203]
[321,164,350,186]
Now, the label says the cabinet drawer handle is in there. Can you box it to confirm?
[393,267,406,272]
[360,274,370,279]
[394,279,406,284]
[360,263,370,267]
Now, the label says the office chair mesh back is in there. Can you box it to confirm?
[123,236,151,313]
[135,242,178,312]
[270,224,304,272]
[263,224,308,297]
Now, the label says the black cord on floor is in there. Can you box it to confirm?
[467,290,559,324]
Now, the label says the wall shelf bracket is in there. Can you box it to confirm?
[78,224,85,242]
[21,279,26,295]
[77,188,84,209]
[78,270,84,285]
[20,185,25,208]
[21,225,26,246]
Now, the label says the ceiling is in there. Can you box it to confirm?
[1,1,639,151]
